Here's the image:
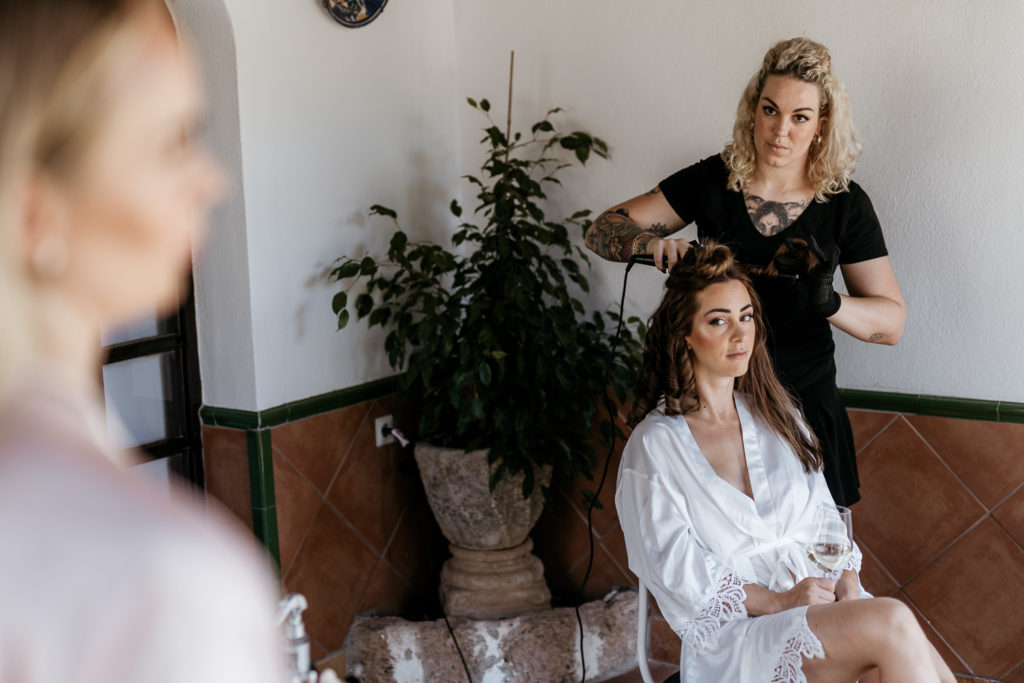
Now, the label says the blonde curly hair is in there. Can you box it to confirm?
[722,37,861,202]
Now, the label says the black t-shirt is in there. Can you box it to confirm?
[659,154,888,389]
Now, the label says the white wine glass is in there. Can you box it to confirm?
[807,502,853,572]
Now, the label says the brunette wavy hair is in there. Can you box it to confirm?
[722,37,861,203]
[627,242,821,473]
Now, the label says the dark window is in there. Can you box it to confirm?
[100,278,203,491]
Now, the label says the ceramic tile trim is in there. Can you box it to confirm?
[201,377,397,571]
[246,429,280,569]
[841,389,1024,424]
[200,376,397,429]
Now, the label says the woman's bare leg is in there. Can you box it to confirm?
[799,598,955,683]
[926,640,956,683]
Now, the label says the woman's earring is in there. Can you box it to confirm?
[31,235,69,279]
[815,135,823,145]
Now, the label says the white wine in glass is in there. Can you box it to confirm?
[808,503,853,571]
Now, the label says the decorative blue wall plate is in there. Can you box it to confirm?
[322,0,388,28]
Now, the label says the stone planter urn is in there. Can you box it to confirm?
[414,443,552,620]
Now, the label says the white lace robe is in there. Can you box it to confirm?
[616,393,868,683]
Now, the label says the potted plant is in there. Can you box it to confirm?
[329,92,641,618]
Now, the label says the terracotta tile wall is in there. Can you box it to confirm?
[850,410,1024,680]
[534,409,1024,681]
[202,396,448,661]
[203,400,1024,678]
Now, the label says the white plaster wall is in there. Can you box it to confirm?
[452,0,1024,403]
[211,1,462,410]
[182,1,1024,410]
[169,0,259,410]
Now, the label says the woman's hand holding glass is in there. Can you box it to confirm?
[775,577,838,611]
[807,502,863,601]
[808,502,853,572]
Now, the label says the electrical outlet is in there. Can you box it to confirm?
[374,415,395,447]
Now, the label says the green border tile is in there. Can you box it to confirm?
[841,388,1024,424]
[200,376,399,573]
[252,505,280,573]
[200,375,397,429]
[840,389,920,414]
[258,404,290,428]
[999,401,1024,424]
[246,429,279,569]
[918,395,999,422]
[282,376,397,424]
[200,405,259,430]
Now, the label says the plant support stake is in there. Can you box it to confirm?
[506,50,514,165]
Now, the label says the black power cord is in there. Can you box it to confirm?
[443,613,474,682]
[574,254,653,682]
[442,254,661,683]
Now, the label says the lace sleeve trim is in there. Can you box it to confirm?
[678,571,748,651]
[770,610,825,683]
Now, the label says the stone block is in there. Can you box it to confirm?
[343,588,639,682]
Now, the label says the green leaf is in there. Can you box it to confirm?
[485,126,507,148]
[582,489,604,511]
[389,231,408,255]
[489,463,507,492]
[369,204,397,219]
[331,291,347,314]
[355,293,374,319]
[368,307,390,328]
[521,467,535,498]
[327,96,627,491]
[332,261,361,280]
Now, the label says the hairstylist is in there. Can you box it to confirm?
[585,37,904,506]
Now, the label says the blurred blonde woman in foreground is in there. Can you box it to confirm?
[0,1,284,680]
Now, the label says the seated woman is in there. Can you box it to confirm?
[615,243,953,682]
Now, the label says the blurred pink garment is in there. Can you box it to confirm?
[0,371,285,683]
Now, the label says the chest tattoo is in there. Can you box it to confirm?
[744,193,809,237]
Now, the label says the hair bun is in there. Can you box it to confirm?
[667,240,737,287]
[698,242,736,278]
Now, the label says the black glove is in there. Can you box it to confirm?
[805,236,841,318]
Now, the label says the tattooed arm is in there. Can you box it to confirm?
[583,187,691,270]
[828,257,906,345]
